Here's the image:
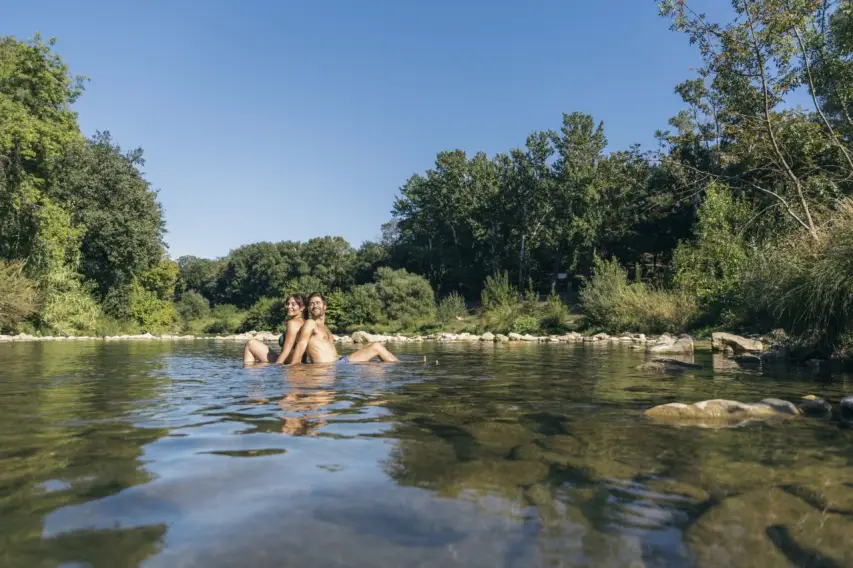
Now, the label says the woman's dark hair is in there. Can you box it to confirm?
[284,294,308,320]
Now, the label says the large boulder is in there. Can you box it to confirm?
[647,335,694,355]
[712,332,764,353]
[480,332,495,342]
[644,398,801,426]
[351,331,372,344]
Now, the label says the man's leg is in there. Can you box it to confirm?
[243,339,277,364]
[345,342,400,363]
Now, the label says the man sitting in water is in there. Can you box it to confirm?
[287,292,400,365]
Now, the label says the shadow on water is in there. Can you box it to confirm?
[1,340,853,566]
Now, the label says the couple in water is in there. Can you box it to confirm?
[242,292,399,366]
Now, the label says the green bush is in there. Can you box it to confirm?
[373,267,436,322]
[239,297,287,332]
[672,183,751,326]
[744,199,853,358]
[0,261,38,331]
[39,268,103,336]
[204,304,245,334]
[581,255,697,334]
[511,314,540,335]
[176,290,210,322]
[339,284,382,329]
[481,271,516,310]
[539,287,571,333]
[324,289,345,330]
[128,281,178,334]
[437,292,468,322]
[482,302,521,334]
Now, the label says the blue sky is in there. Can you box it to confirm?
[7,1,719,260]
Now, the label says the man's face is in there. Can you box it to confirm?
[309,297,326,319]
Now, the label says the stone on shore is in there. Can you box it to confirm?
[480,332,495,342]
[647,334,694,355]
[351,331,372,344]
[495,334,509,343]
[712,332,764,353]
[508,333,522,341]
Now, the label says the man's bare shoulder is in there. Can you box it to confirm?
[299,319,317,335]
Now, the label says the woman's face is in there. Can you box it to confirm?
[286,297,302,317]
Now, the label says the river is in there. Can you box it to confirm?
[1,340,851,567]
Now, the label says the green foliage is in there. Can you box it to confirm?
[437,292,468,322]
[204,304,244,335]
[239,297,288,333]
[175,290,209,322]
[128,281,177,334]
[581,255,696,334]
[38,267,102,336]
[324,289,345,330]
[672,183,752,325]
[745,200,853,357]
[176,256,222,301]
[0,261,37,331]
[339,284,382,329]
[373,267,436,323]
[481,271,516,311]
[511,314,540,335]
[539,287,571,333]
[47,131,166,301]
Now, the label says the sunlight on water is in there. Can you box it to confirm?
[1,340,852,567]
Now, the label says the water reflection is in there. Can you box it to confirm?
[0,341,852,567]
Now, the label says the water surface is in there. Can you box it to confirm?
[1,341,852,567]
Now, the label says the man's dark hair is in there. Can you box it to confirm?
[307,292,326,304]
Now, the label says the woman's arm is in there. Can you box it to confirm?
[274,319,304,364]
[284,320,315,366]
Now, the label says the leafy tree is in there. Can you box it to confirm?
[176,255,222,301]
[175,290,209,323]
[372,267,436,323]
[47,131,166,301]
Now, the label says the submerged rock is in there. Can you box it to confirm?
[841,396,853,422]
[712,332,764,353]
[797,395,832,418]
[729,354,762,368]
[644,398,801,426]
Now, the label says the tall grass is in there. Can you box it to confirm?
[0,261,38,331]
[437,291,468,322]
[745,199,853,356]
[580,255,697,334]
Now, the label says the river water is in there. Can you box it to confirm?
[1,340,852,567]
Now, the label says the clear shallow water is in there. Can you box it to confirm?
[1,341,853,568]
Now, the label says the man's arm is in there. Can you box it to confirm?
[285,320,315,366]
[274,320,303,364]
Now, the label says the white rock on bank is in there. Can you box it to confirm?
[480,332,495,341]
[648,335,694,355]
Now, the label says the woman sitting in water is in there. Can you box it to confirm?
[242,294,307,364]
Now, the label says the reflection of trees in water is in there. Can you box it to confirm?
[377,347,853,566]
[0,342,172,566]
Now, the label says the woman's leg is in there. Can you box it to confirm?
[243,339,276,364]
[345,342,400,363]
